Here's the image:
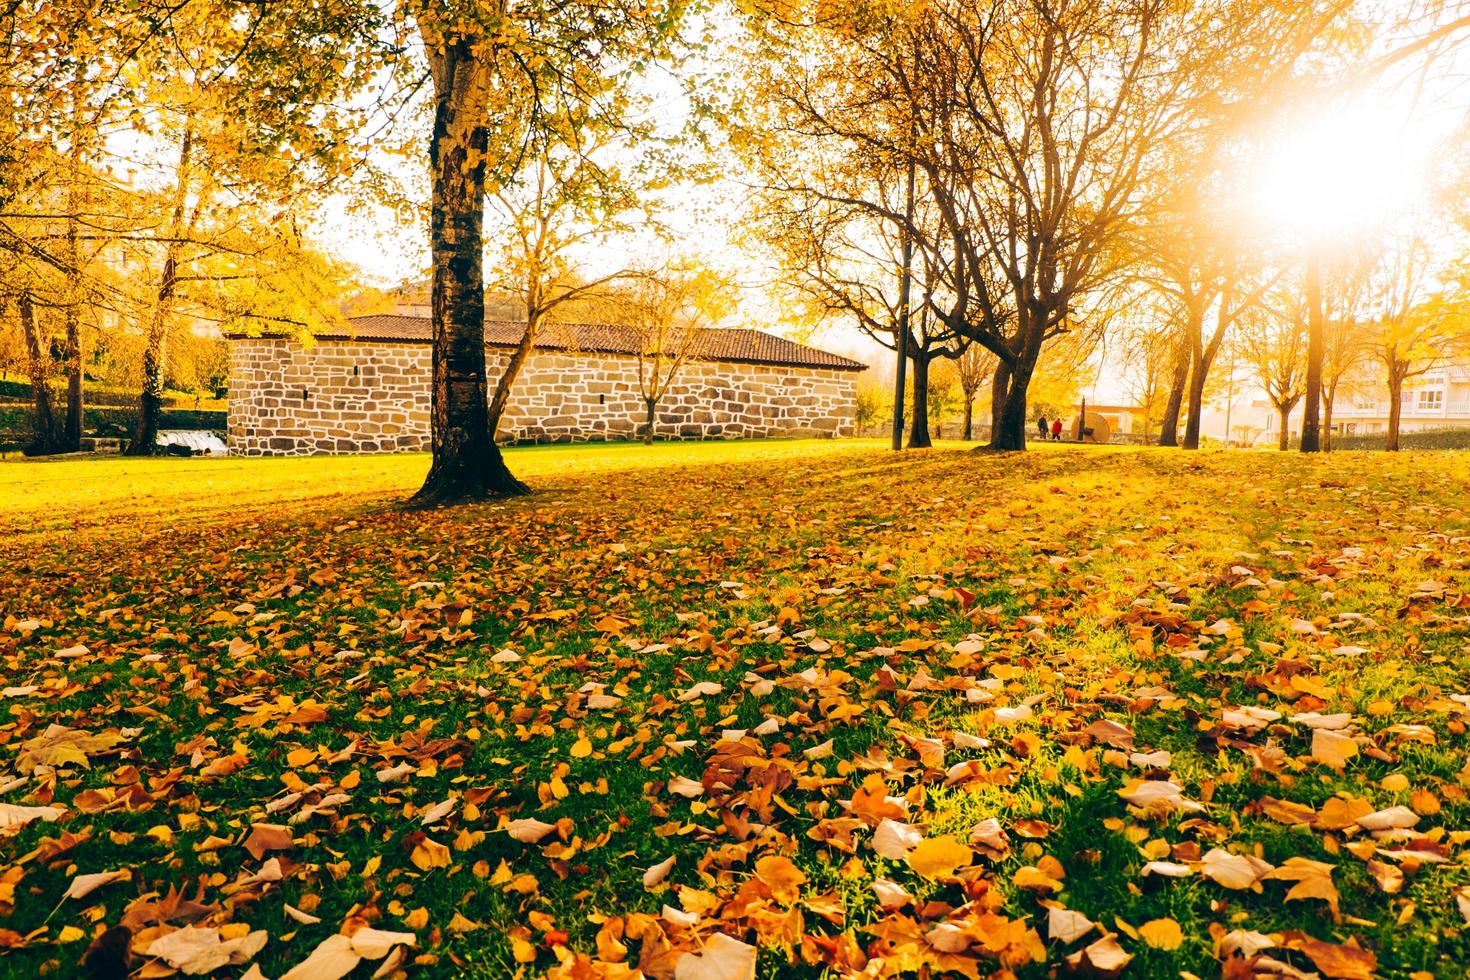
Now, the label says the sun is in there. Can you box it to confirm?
[1246,96,1435,239]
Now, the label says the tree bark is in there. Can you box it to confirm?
[987,358,1011,447]
[1277,406,1291,451]
[961,392,975,441]
[1300,254,1324,452]
[127,250,177,456]
[487,310,539,440]
[128,125,194,456]
[62,202,82,452]
[1321,387,1335,452]
[1181,298,1230,451]
[1386,370,1403,452]
[1158,340,1190,447]
[63,305,82,451]
[642,398,657,444]
[907,353,932,448]
[1180,364,1209,451]
[412,34,528,503]
[19,295,62,455]
[990,350,1037,451]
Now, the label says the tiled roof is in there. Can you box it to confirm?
[269,314,867,373]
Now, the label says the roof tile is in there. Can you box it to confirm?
[280,315,867,372]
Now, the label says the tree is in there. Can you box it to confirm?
[853,380,889,436]
[896,0,1181,450]
[612,262,735,444]
[0,307,21,382]
[1366,240,1469,451]
[1318,253,1375,450]
[925,357,959,440]
[15,293,63,454]
[1131,196,1278,449]
[746,155,969,450]
[483,125,655,442]
[1120,316,1178,445]
[955,343,995,442]
[745,0,1339,451]
[122,3,383,454]
[404,0,690,503]
[1242,285,1310,450]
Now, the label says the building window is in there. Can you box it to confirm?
[1418,389,1443,410]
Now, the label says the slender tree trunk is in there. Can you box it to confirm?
[907,353,931,449]
[1386,372,1403,452]
[20,295,61,455]
[1277,406,1291,451]
[62,197,82,452]
[412,35,527,503]
[127,278,173,455]
[63,307,81,450]
[59,94,86,452]
[487,309,539,440]
[1158,341,1190,447]
[961,392,974,441]
[1322,387,1335,452]
[1300,255,1324,452]
[128,125,195,456]
[643,398,656,444]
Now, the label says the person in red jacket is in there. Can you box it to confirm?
[1051,418,1063,441]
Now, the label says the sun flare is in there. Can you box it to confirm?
[1247,97,1438,237]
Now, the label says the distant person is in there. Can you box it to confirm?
[1051,418,1063,441]
[1037,415,1048,439]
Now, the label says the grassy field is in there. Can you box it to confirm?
[2,440,1469,978]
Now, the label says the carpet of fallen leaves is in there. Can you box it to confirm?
[3,441,1470,980]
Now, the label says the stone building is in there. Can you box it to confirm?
[226,314,866,456]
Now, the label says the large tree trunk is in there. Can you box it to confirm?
[1158,341,1190,447]
[1300,255,1324,452]
[19,295,62,455]
[412,35,527,503]
[986,358,1011,447]
[907,353,932,448]
[990,350,1037,451]
[1386,372,1403,452]
[1277,406,1290,451]
[1181,364,1209,450]
[642,398,656,444]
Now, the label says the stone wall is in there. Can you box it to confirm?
[227,338,860,456]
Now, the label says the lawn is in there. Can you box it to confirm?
[2,440,1469,979]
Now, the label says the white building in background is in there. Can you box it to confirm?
[1200,363,1470,446]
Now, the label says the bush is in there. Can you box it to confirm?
[1333,427,1470,451]
[0,406,226,451]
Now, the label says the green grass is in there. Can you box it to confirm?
[2,440,1469,977]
